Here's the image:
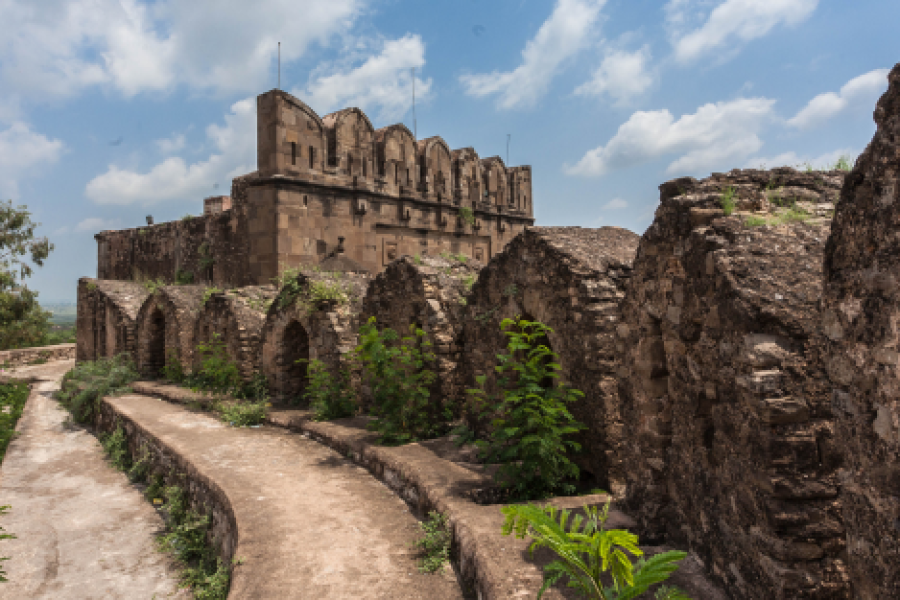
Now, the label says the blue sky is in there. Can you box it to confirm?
[1,0,896,302]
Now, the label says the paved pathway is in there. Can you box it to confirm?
[0,360,187,599]
[106,393,464,599]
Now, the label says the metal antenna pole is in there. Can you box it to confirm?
[278,42,281,90]
[411,67,417,140]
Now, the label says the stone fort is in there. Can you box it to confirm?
[94,89,534,285]
[77,68,900,600]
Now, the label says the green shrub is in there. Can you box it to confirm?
[458,207,475,226]
[175,269,195,285]
[190,334,241,395]
[502,498,689,599]
[465,317,585,500]
[202,287,222,306]
[0,381,29,462]
[743,215,768,227]
[214,400,267,427]
[57,355,139,423]
[303,359,356,420]
[833,155,853,171]
[413,511,451,574]
[100,423,132,471]
[354,317,445,445]
[719,187,736,216]
[143,278,166,293]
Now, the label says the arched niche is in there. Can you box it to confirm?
[480,157,508,207]
[375,124,417,191]
[323,108,376,181]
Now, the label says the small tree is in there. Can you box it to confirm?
[0,201,53,349]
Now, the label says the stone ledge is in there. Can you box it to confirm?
[0,343,75,368]
[131,380,727,599]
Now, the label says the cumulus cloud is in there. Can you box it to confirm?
[668,0,819,63]
[602,198,629,209]
[787,69,889,130]
[156,133,186,155]
[0,122,65,199]
[460,0,606,110]
[300,34,431,123]
[566,97,776,177]
[575,46,654,106]
[745,147,857,171]
[0,0,364,99]
[85,98,256,205]
[76,217,121,233]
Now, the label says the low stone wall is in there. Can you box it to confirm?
[618,168,848,599]
[76,278,149,362]
[820,63,900,599]
[361,254,483,415]
[0,343,75,368]
[458,226,639,492]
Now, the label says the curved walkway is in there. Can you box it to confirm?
[0,360,187,599]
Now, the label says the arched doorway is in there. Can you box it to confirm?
[278,320,310,405]
[145,308,166,376]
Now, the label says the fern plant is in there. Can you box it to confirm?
[502,499,689,599]
[302,359,356,419]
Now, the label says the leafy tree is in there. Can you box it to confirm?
[0,200,53,349]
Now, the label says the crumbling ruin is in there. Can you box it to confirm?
[458,226,640,492]
[821,63,900,599]
[76,278,150,362]
[135,286,207,377]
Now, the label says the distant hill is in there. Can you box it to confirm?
[42,302,77,326]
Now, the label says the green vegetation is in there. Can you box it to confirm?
[175,269,195,285]
[502,498,689,599]
[463,317,585,500]
[440,251,468,263]
[413,511,451,574]
[0,505,15,582]
[57,355,139,423]
[0,200,54,350]
[143,278,166,294]
[833,155,853,171]
[215,400,267,427]
[461,274,476,292]
[0,381,29,462]
[274,266,349,313]
[354,317,445,445]
[303,359,356,420]
[181,214,194,222]
[198,242,215,272]
[458,206,475,226]
[413,254,424,265]
[202,287,222,306]
[719,187,736,216]
[100,423,132,471]
[744,206,811,227]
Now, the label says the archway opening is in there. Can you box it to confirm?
[145,308,166,377]
[278,320,310,405]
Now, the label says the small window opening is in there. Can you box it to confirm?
[309,146,314,169]
[291,142,297,166]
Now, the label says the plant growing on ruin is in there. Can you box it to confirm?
[466,317,585,500]
[502,498,689,599]
[0,381,29,462]
[354,317,446,445]
[175,269,195,285]
[413,511,451,574]
[214,399,267,427]
[833,155,853,171]
[202,287,222,306]
[191,334,241,395]
[0,505,15,582]
[303,359,356,420]
[57,354,139,423]
[198,241,215,272]
[461,274,476,292]
[719,187,736,216]
[458,207,475,226]
[100,423,132,471]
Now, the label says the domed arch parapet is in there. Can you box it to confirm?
[375,124,418,191]
[323,107,377,180]
[451,147,482,205]
[257,89,327,177]
[417,136,453,200]
[480,156,509,207]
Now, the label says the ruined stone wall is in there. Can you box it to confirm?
[458,226,639,491]
[76,278,150,362]
[260,270,371,404]
[361,254,483,412]
[135,286,206,376]
[95,205,253,288]
[619,169,848,599]
[820,64,900,600]
[193,286,277,380]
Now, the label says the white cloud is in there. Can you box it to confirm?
[0,0,365,99]
[156,133,186,155]
[566,97,776,177]
[788,69,889,130]
[602,198,629,209]
[0,122,65,199]
[669,0,819,63]
[300,34,432,123]
[460,0,606,110]
[85,98,256,205]
[75,217,121,233]
[745,147,857,170]
[575,46,654,106]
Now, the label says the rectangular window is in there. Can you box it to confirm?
[291,142,297,166]
[309,146,314,169]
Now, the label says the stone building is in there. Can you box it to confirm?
[93,90,534,287]
[135,286,207,376]
[820,63,900,599]
[617,169,849,599]
[76,278,150,362]
[458,226,640,492]
[360,253,483,412]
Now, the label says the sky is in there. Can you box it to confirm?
[1,0,896,303]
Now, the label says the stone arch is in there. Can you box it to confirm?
[193,285,277,380]
[375,124,417,192]
[322,108,376,180]
[77,278,150,363]
[135,285,206,376]
[459,226,639,491]
[480,157,508,207]
[418,137,452,200]
[619,169,848,598]
[261,270,371,404]
[451,147,482,205]
[361,254,483,409]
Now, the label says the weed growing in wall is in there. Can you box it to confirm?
[412,511,451,574]
[833,155,853,171]
[464,317,585,500]
[458,207,475,226]
[143,278,166,294]
[202,287,222,306]
[302,359,356,420]
[354,317,447,445]
[0,381,29,462]
[57,355,139,423]
[214,400,267,427]
[501,498,688,599]
[191,334,241,395]
[0,505,15,582]
[719,187,736,216]
[100,423,132,471]
[175,269,195,285]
